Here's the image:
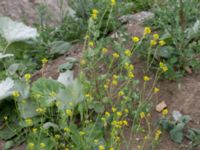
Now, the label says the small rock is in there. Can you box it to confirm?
[156,101,167,112]
[119,11,154,24]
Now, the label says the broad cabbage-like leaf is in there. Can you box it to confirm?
[57,79,84,110]
[31,78,65,107]
[57,70,74,87]
[0,17,38,44]
[0,77,14,101]
[0,53,14,60]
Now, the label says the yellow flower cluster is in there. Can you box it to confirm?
[64,127,70,133]
[144,27,151,36]
[143,75,150,81]
[111,0,116,6]
[150,40,157,46]
[98,145,105,150]
[159,40,166,46]
[162,108,168,116]
[159,62,168,72]
[102,48,108,54]
[91,9,99,20]
[66,109,73,117]
[24,73,31,82]
[112,120,128,128]
[12,91,20,98]
[112,52,120,59]
[36,107,46,114]
[155,129,162,140]
[41,58,48,64]
[40,143,46,148]
[25,118,33,126]
[89,41,94,47]
[124,49,132,57]
[132,36,140,43]
[140,112,145,119]
[154,87,160,94]
[28,142,35,149]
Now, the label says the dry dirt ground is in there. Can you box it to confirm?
[0,1,200,150]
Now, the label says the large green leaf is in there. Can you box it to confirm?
[0,17,38,44]
[0,78,14,101]
[31,78,65,107]
[57,79,84,110]
[49,41,71,55]
[170,123,185,143]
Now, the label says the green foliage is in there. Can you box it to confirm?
[146,0,200,79]
[159,114,200,148]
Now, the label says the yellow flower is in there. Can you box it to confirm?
[40,143,46,148]
[155,129,162,140]
[79,131,85,136]
[55,134,61,140]
[98,145,105,150]
[143,76,150,81]
[124,109,129,114]
[102,48,108,54]
[144,27,151,35]
[88,41,94,47]
[112,52,120,58]
[91,9,99,20]
[105,112,110,117]
[159,40,166,46]
[154,87,160,94]
[4,116,8,121]
[80,59,86,65]
[113,74,118,79]
[123,120,128,126]
[24,73,31,81]
[128,72,135,79]
[12,91,20,98]
[124,49,132,57]
[36,108,46,114]
[112,107,117,112]
[153,34,159,40]
[64,127,70,133]
[66,109,73,117]
[140,112,145,119]
[109,147,114,150]
[162,108,169,116]
[84,34,89,39]
[28,142,34,149]
[116,111,122,117]
[94,139,98,144]
[118,91,124,96]
[32,128,37,133]
[25,118,33,126]
[101,117,106,122]
[150,40,157,46]
[104,84,109,89]
[111,0,116,6]
[112,80,118,85]
[159,62,168,72]
[132,36,140,43]
[41,58,48,64]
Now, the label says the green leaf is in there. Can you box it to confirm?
[31,78,65,107]
[50,41,71,55]
[27,132,56,150]
[0,78,14,101]
[0,17,38,44]
[57,79,84,110]
[169,123,185,143]
[59,62,74,72]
